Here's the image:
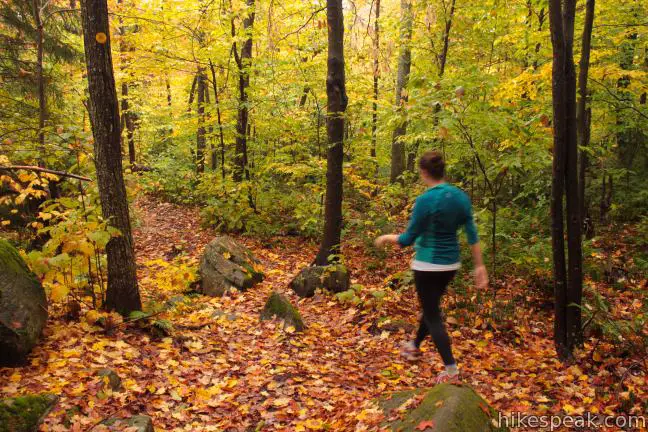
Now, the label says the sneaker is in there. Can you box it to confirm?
[435,370,461,384]
[400,341,421,361]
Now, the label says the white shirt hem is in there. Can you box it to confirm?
[410,260,461,272]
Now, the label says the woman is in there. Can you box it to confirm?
[375,151,488,383]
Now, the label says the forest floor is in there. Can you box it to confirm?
[1,196,646,431]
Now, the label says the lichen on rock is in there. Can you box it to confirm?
[199,236,264,297]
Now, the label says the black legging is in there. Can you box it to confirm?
[413,270,457,366]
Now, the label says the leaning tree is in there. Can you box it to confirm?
[80,0,142,314]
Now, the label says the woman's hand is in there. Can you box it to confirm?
[474,265,488,290]
[375,234,399,248]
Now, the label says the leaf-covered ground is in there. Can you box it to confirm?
[1,197,646,431]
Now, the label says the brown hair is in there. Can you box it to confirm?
[419,151,445,180]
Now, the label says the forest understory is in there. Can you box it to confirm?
[1,196,645,431]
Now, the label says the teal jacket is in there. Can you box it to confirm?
[397,183,479,265]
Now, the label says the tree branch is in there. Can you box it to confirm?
[0,165,92,182]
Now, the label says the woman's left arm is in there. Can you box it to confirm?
[375,197,427,247]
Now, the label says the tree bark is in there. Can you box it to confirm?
[32,0,46,162]
[315,0,347,266]
[562,0,583,354]
[370,0,380,158]
[389,0,412,183]
[117,0,136,165]
[209,60,227,180]
[80,0,141,315]
[548,0,582,359]
[187,74,197,112]
[577,0,595,238]
[120,82,136,164]
[437,0,456,77]
[196,70,206,173]
[233,0,255,183]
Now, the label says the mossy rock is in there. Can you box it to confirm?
[101,415,154,432]
[378,384,507,432]
[199,236,264,297]
[260,292,305,331]
[0,394,58,432]
[0,239,48,366]
[97,368,123,392]
[290,264,350,298]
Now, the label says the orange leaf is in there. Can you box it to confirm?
[416,420,435,430]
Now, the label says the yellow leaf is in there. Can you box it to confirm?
[303,419,324,430]
[51,284,69,302]
[273,397,291,407]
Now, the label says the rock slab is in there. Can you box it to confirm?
[0,239,48,366]
[199,236,264,297]
[290,264,350,298]
[260,292,305,331]
[101,415,154,432]
[0,394,58,432]
[378,384,508,431]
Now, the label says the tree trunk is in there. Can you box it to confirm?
[533,8,546,70]
[233,0,255,183]
[117,0,136,165]
[32,0,46,162]
[577,0,595,238]
[196,70,206,174]
[80,0,141,314]
[120,83,136,164]
[209,60,227,181]
[315,0,347,266]
[187,74,197,112]
[166,77,172,107]
[548,0,581,359]
[437,0,456,77]
[370,0,380,158]
[389,0,412,183]
[562,0,582,353]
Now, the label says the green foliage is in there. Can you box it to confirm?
[580,285,647,356]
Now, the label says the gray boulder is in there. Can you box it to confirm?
[101,415,154,432]
[261,292,305,331]
[0,394,58,432]
[377,384,507,431]
[199,236,264,297]
[290,264,350,298]
[0,239,48,366]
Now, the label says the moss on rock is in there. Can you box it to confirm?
[0,394,58,432]
[0,239,48,366]
[261,292,305,331]
[290,264,350,298]
[378,384,508,432]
